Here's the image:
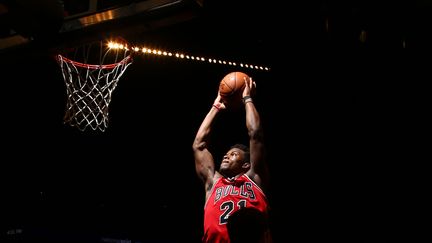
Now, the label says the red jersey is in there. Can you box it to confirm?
[203,174,272,243]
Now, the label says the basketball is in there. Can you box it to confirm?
[219,71,250,109]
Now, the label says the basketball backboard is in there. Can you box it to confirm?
[0,0,204,54]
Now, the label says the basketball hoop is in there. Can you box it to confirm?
[56,38,133,132]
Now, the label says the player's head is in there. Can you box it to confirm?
[219,144,250,177]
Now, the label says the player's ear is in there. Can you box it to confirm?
[242,162,251,169]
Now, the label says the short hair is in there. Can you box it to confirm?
[230,144,250,162]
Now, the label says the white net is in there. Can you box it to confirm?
[56,40,133,132]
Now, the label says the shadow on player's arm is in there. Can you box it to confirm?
[243,77,270,192]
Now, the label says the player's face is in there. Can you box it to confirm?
[220,148,245,175]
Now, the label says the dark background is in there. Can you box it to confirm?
[1,0,422,242]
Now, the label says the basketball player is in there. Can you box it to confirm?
[193,76,272,243]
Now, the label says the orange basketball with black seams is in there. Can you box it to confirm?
[219,71,249,109]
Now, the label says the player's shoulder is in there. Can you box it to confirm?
[214,171,223,178]
[212,172,223,183]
